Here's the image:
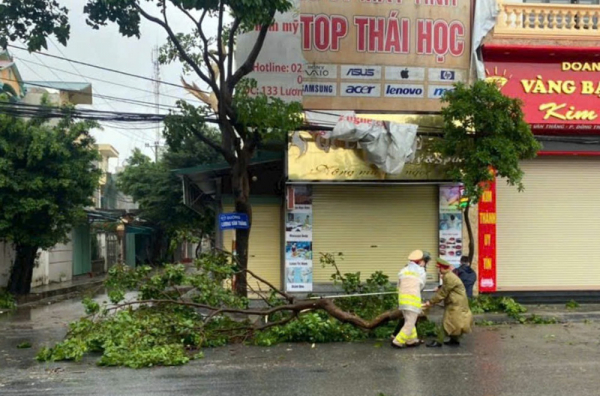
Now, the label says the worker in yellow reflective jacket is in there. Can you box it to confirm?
[391,250,430,349]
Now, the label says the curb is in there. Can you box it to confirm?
[17,278,106,306]
[473,311,600,324]
[424,310,600,325]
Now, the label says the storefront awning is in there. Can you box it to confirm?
[172,151,284,213]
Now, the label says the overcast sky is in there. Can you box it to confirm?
[12,0,219,171]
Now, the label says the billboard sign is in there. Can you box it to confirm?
[235,0,472,111]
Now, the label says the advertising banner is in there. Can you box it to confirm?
[285,185,313,292]
[288,131,453,181]
[484,57,600,133]
[236,0,472,112]
[478,178,497,293]
[439,185,463,268]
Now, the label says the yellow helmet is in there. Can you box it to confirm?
[408,250,424,261]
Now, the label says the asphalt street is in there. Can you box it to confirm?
[1,298,600,396]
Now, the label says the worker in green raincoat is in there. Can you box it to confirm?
[423,258,473,347]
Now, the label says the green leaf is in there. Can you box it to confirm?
[17,342,32,349]
[0,0,70,51]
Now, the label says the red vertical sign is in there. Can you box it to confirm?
[287,186,295,210]
[478,178,497,293]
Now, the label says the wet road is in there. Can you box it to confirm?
[1,299,600,396]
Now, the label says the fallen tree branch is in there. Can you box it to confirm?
[106,297,404,330]
[243,268,294,303]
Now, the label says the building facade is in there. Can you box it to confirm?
[478,0,600,298]
[176,0,600,300]
[0,53,137,290]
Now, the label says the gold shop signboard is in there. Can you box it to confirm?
[287,131,452,182]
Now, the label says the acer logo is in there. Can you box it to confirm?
[345,85,376,94]
[346,68,375,77]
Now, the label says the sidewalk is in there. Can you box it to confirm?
[10,277,600,324]
[16,274,106,306]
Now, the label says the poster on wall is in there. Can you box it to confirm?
[285,186,313,292]
[439,185,463,267]
[235,0,471,111]
[478,178,497,292]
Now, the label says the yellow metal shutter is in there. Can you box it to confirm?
[223,203,282,290]
[312,185,439,283]
[497,158,600,290]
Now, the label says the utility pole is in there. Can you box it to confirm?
[147,46,162,162]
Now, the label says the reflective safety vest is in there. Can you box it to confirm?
[398,262,427,313]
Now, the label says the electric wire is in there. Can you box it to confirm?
[15,55,203,105]
[47,39,153,145]
[8,44,209,95]
[1,101,600,146]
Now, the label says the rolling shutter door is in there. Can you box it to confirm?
[223,203,282,290]
[312,185,438,283]
[497,158,600,290]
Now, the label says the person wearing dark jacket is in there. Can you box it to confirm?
[454,256,476,298]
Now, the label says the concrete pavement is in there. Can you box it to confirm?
[1,298,600,396]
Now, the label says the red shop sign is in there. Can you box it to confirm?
[483,59,600,134]
[478,178,496,293]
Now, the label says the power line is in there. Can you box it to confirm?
[9,74,181,111]
[3,102,595,146]
[8,44,209,96]
[32,51,65,83]
[4,63,180,112]
[0,101,170,123]
[17,60,48,83]
[14,55,204,105]
[47,39,152,146]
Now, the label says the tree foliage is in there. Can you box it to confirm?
[437,81,541,203]
[1,0,304,297]
[117,149,202,235]
[82,0,304,297]
[436,81,541,264]
[162,123,221,170]
[0,111,100,249]
[37,252,431,367]
[0,106,101,294]
[0,287,16,310]
[0,0,70,51]
[117,126,221,262]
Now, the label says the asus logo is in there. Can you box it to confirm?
[346,68,375,77]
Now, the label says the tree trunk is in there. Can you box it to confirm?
[8,244,39,295]
[464,204,475,266]
[232,152,252,298]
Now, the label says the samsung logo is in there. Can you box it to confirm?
[303,83,335,95]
